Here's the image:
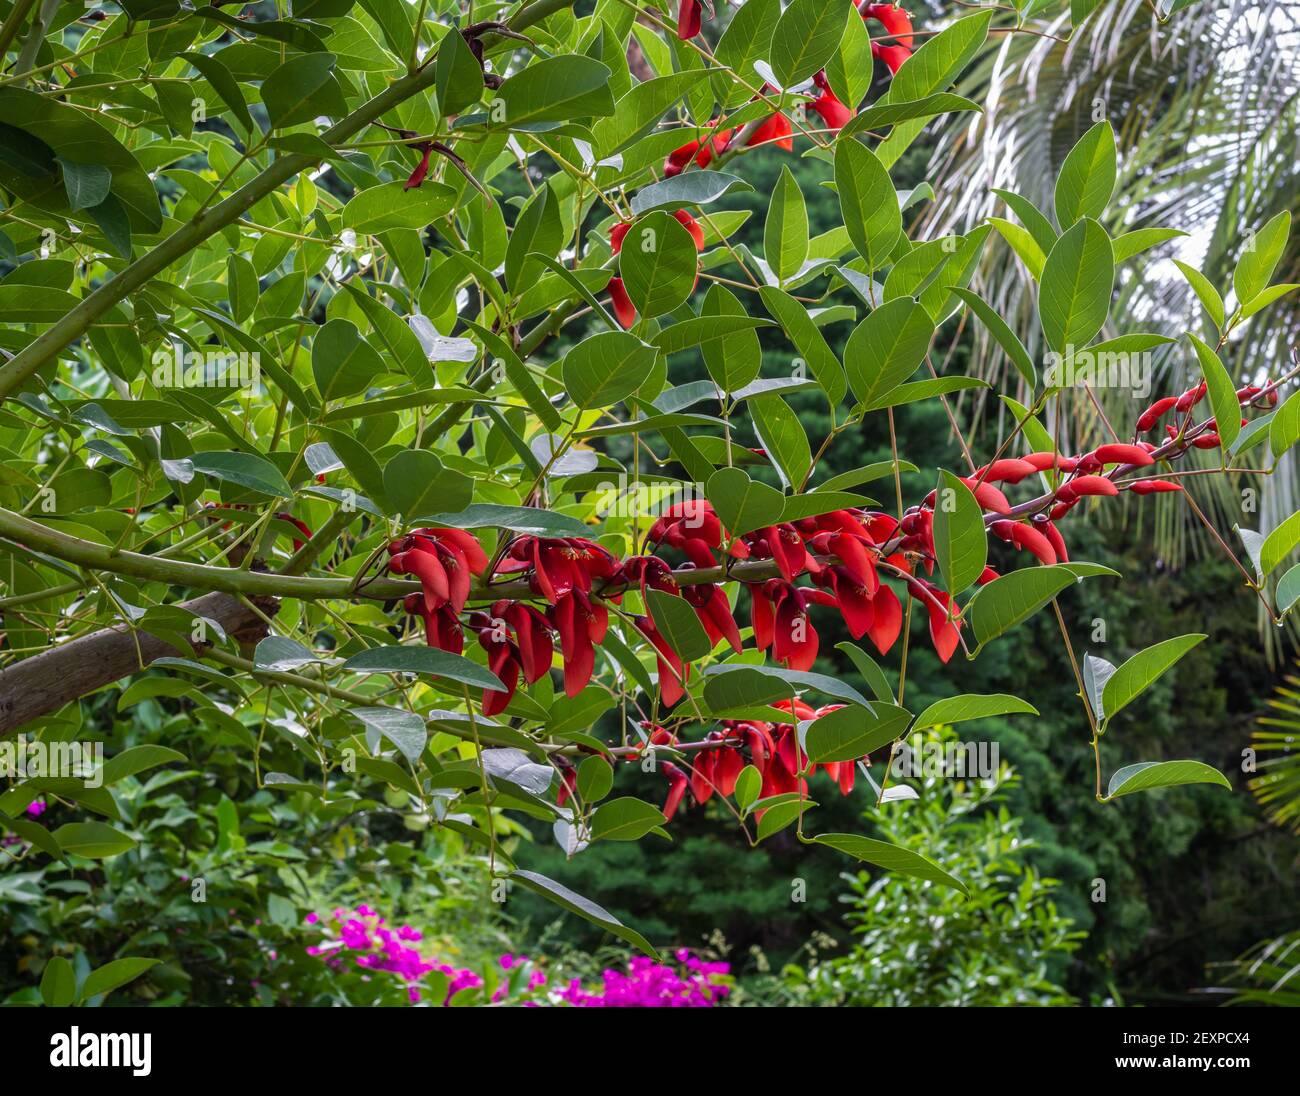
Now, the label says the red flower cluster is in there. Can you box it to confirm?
[861,2,914,75]
[681,699,863,818]
[607,209,706,328]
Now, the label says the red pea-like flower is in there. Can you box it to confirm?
[747,110,794,151]
[634,614,688,706]
[552,590,608,697]
[388,527,489,613]
[404,593,464,655]
[860,3,914,74]
[661,762,690,821]
[677,0,703,40]
[989,519,1057,566]
[492,599,554,684]
[682,582,743,653]
[499,535,617,604]
[808,72,855,132]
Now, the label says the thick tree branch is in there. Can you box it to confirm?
[0,591,269,737]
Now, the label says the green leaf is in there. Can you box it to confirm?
[80,958,160,1003]
[100,746,186,786]
[419,503,588,537]
[562,330,658,409]
[809,833,968,895]
[950,287,1037,389]
[765,164,809,283]
[496,55,616,125]
[875,9,992,169]
[631,170,753,215]
[253,635,319,671]
[261,53,341,129]
[706,466,785,538]
[1112,227,1185,263]
[189,451,292,497]
[823,8,874,112]
[1172,260,1225,331]
[58,159,111,212]
[1038,217,1114,355]
[435,26,484,115]
[1271,390,1300,459]
[1234,211,1291,308]
[990,216,1046,281]
[342,181,456,235]
[40,956,76,1007]
[312,318,385,401]
[835,641,895,702]
[382,450,472,521]
[804,703,911,764]
[758,286,846,405]
[1053,121,1116,228]
[992,188,1057,255]
[703,664,873,710]
[505,184,561,290]
[841,93,982,139]
[734,765,762,812]
[1186,332,1240,450]
[1276,563,1300,614]
[508,870,658,958]
[182,51,254,134]
[932,470,987,595]
[844,297,934,406]
[352,706,428,764]
[749,393,811,490]
[1100,634,1205,728]
[1260,512,1300,578]
[593,71,711,157]
[343,645,504,691]
[1106,760,1230,800]
[619,210,698,316]
[53,821,136,858]
[576,756,614,803]
[647,589,714,662]
[835,139,901,272]
[591,797,666,841]
[770,0,850,88]
[912,693,1038,731]
[969,565,1085,647]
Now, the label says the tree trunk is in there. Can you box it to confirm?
[0,592,273,737]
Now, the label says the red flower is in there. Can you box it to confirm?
[682,581,743,653]
[617,554,677,602]
[750,580,833,670]
[275,511,313,551]
[664,125,733,176]
[747,111,794,151]
[388,528,489,613]
[1128,479,1183,495]
[552,590,608,697]
[648,498,746,566]
[866,584,903,655]
[661,761,690,820]
[677,0,703,40]
[808,72,855,132]
[404,594,464,654]
[860,3,914,75]
[634,614,688,706]
[404,142,433,190]
[746,524,821,582]
[492,599,554,684]
[908,578,962,663]
[608,276,637,328]
[475,620,521,717]
[989,519,1057,566]
[499,535,617,604]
